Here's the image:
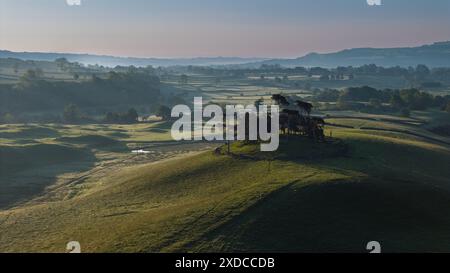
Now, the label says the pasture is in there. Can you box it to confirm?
[1,109,450,252]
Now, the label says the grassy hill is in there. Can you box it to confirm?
[1,124,450,252]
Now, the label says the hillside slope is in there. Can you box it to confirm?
[1,129,450,253]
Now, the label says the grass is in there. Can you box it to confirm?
[1,106,450,252]
[194,177,450,252]
[0,143,96,209]
[0,122,174,146]
[1,121,450,252]
[0,150,338,252]
[0,121,178,209]
[325,114,450,146]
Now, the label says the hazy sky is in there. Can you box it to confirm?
[1,0,449,58]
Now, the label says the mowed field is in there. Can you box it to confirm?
[1,108,450,252]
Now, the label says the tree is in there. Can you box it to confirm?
[63,104,80,123]
[168,95,186,105]
[399,89,433,110]
[304,82,312,90]
[13,63,19,74]
[434,95,445,108]
[55,58,69,71]
[104,110,138,124]
[340,86,380,102]
[126,108,139,123]
[369,98,382,109]
[337,96,350,110]
[108,71,121,81]
[91,74,101,83]
[445,102,450,113]
[156,105,171,120]
[415,64,430,80]
[254,98,264,110]
[18,69,44,87]
[400,108,410,117]
[295,100,313,116]
[105,112,119,123]
[271,94,289,106]
[21,69,43,81]
[1,113,15,124]
[390,94,404,109]
[180,74,188,85]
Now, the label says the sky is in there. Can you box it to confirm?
[0,0,449,58]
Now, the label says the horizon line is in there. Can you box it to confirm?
[1,40,449,61]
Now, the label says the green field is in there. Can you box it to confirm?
[0,121,218,209]
[1,111,450,252]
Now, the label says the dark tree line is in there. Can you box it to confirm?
[0,70,160,114]
[314,86,450,112]
[182,63,450,86]
[104,108,139,124]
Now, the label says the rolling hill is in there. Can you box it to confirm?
[1,124,450,253]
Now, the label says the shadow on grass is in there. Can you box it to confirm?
[218,136,349,162]
[57,135,129,152]
[0,126,60,139]
[0,144,96,209]
[147,121,173,133]
[194,177,450,252]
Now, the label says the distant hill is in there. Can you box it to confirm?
[255,41,450,68]
[3,41,450,68]
[0,50,266,67]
